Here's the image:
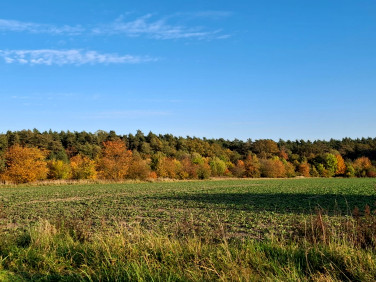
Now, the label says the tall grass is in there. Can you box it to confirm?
[0,211,376,281]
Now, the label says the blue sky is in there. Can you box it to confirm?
[0,0,375,141]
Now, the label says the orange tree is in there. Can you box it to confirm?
[335,154,346,176]
[2,145,48,184]
[96,140,132,180]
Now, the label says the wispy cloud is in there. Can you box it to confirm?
[0,19,84,35]
[0,49,156,65]
[94,14,226,39]
[0,12,231,40]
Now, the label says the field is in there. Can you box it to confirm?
[0,178,375,280]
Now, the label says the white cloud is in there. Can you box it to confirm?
[0,13,231,40]
[0,49,156,66]
[0,19,84,35]
[92,14,225,40]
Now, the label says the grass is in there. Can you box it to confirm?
[0,178,375,280]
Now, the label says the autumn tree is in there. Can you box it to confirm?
[197,162,211,179]
[2,145,48,184]
[282,159,296,178]
[127,153,151,180]
[260,158,286,178]
[335,154,346,176]
[298,162,311,177]
[244,154,261,178]
[96,140,132,180]
[47,160,70,179]
[353,157,372,177]
[230,160,246,178]
[180,157,197,179]
[252,139,279,159]
[151,152,168,178]
[70,154,97,180]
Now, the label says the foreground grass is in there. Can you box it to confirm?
[0,219,376,281]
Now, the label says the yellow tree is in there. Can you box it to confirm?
[47,160,71,180]
[335,154,346,175]
[70,154,97,180]
[2,145,48,184]
[96,140,132,180]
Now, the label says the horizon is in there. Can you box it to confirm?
[1,128,375,143]
[1,1,375,140]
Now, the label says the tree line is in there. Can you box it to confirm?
[0,129,375,184]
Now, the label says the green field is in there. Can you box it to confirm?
[1,178,375,237]
[0,178,375,280]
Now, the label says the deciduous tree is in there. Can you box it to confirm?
[97,141,132,180]
[2,145,48,183]
[335,154,346,176]
[70,154,97,180]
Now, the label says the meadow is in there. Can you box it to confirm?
[0,178,375,281]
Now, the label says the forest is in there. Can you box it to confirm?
[0,129,375,183]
